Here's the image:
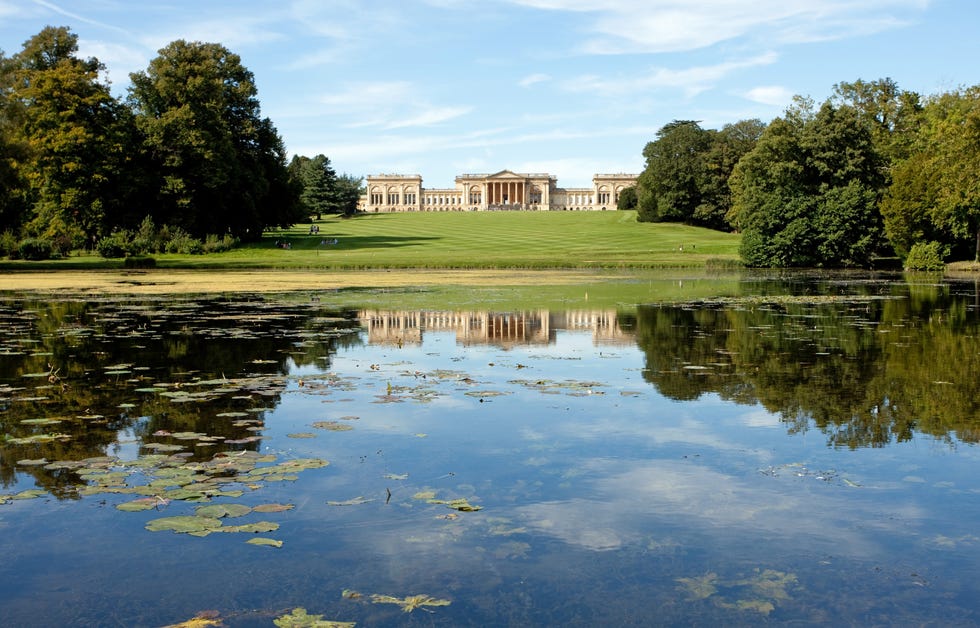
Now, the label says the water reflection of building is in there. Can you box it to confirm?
[357,310,634,348]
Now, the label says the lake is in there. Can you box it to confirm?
[1,272,979,626]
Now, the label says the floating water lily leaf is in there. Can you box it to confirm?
[677,573,718,600]
[19,418,62,425]
[16,458,49,466]
[246,537,283,548]
[145,515,223,535]
[369,593,451,613]
[221,521,280,534]
[116,497,168,512]
[253,503,294,513]
[382,473,408,480]
[161,610,223,628]
[287,433,317,439]
[273,607,354,628]
[7,433,70,445]
[428,497,482,512]
[412,490,437,500]
[311,421,353,431]
[328,496,372,506]
[11,489,47,500]
[195,503,252,519]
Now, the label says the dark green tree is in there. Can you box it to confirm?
[289,154,337,219]
[616,185,637,210]
[334,173,364,216]
[697,119,766,230]
[831,77,923,164]
[0,49,30,233]
[128,40,299,240]
[732,100,885,267]
[921,86,980,261]
[636,120,711,223]
[9,26,132,251]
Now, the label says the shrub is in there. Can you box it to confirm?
[124,256,157,268]
[165,229,203,254]
[0,231,18,258]
[129,216,159,255]
[17,238,53,261]
[97,232,131,258]
[904,241,947,271]
[202,233,237,253]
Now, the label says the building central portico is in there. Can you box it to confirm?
[361,169,637,212]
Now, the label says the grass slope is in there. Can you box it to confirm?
[1,211,741,270]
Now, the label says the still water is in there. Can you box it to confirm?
[1,275,980,626]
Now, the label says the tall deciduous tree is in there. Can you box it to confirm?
[697,119,766,230]
[637,120,711,223]
[128,40,300,240]
[334,174,364,216]
[922,87,980,261]
[831,77,923,164]
[0,49,30,233]
[637,119,763,229]
[732,100,885,267]
[9,26,131,250]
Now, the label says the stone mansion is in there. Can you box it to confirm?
[360,170,638,212]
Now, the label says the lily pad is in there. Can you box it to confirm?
[221,521,280,534]
[274,607,354,628]
[145,515,223,536]
[16,458,49,466]
[116,497,169,512]
[428,497,482,512]
[246,537,283,548]
[328,496,373,506]
[311,421,353,432]
[253,503,295,513]
[369,593,451,613]
[195,503,252,519]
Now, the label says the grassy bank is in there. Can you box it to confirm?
[0,211,741,270]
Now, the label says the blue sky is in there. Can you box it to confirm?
[1,0,977,187]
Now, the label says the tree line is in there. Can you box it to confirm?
[0,26,359,259]
[630,78,980,268]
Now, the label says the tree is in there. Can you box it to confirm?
[616,186,637,211]
[289,154,337,219]
[334,174,363,216]
[0,49,30,233]
[8,26,131,250]
[696,119,766,230]
[732,100,885,267]
[636,120,711,223]
[920,87,980,261]
[637,118,763,229]
[128,40,299,240]
[831,77,922,164]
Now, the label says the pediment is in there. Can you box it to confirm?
[487,169,524,180]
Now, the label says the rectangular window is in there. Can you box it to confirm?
[388,193,399,205]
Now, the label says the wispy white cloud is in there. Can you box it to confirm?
[29,0,129,35]
[742,85,795,106]
[564,52,778,98]
[315,81,472,130]
[519,73,551,87]
[505,0,930,54]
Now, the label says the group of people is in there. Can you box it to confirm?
[273,225,339,250]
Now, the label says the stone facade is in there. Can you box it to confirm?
[360,169,637,212]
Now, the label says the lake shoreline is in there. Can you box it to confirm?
[0,268,638,294]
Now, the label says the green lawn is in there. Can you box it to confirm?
[1,211,742,270]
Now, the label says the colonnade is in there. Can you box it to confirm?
[486,181,525,205]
